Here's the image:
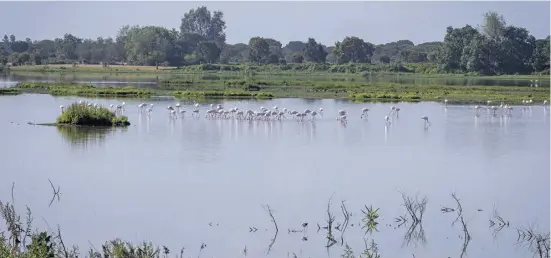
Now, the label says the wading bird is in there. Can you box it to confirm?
[361,108,369,119]
[384,115,391,125]
[421,116,430,126]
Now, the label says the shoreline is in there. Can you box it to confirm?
[2,82,549,105]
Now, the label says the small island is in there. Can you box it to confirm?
[56,102,130,127]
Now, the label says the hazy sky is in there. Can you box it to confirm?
[0,1,549,46]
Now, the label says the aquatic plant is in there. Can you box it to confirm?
[56,102,130,126]
[361,205,380,235]
[360,238,380,258]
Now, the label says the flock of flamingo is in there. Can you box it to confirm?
[58,98,549,128]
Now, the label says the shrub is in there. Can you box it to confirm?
[56,102,130,126]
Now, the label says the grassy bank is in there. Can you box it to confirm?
[57,102,130,126]
[9,63,549,79]
[11,82,274,100]
[14,82,153,97]
[0,88,20,95]
[6,81,549,104]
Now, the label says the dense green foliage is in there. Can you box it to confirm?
[15,82,152,97]
[0,7,548,75]
[56,102,130,126]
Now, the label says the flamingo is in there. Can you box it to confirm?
[336,115,347,123]
[389,106,396,115]
[421,116,430,126]
[384,115,391,125]
[361,108,369,119]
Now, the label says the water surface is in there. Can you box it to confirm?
[0,94,549,258]
[1,71,548,88]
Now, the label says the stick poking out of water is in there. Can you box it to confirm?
[48,179,61,207]
[263,205,278,254]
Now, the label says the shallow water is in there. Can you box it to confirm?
[1,72,549,88]
[0,94,549,258]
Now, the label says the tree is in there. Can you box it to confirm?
[333,36,375,64]
[460,34,493,75]
[481,11,506,43]
[220,43,248,63]
[248,37,270,63]
[499,26,536,74]
[437,25,480,72]
[264,38,283,58]
[532,36,550,72]
[303,38,327,63]
[123,26,177,66]
[198,41,221,63]
[379,55,390,63]
[291,53,304,63]
[0,43,8,65]
[179,6,226,47]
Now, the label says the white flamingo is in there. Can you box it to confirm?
[389,106,396,116]
[361,108,369,119]
[421,116,430,126]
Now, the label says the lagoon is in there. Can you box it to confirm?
[0,94,549,258]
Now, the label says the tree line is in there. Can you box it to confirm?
[0,7,549,75]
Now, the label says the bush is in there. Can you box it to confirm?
[56,102,130,126]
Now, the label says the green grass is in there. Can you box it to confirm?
[14,82,153,97]
[9,63,549,79]
[7,80,549,104]
[172,90,274,99]
[56,102,130,126]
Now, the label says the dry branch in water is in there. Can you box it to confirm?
[48,179,61,207]
[398,190,427,247]
[262,205,279,254]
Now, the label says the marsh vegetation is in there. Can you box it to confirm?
[6,81,549,104]
[55,102,130,126]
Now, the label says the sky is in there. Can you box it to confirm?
[0,1,549,46]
